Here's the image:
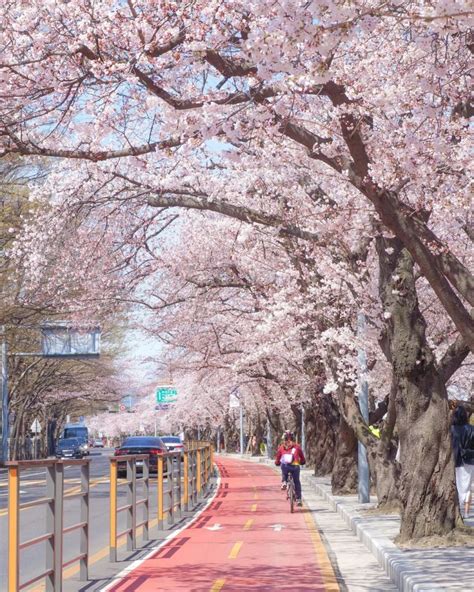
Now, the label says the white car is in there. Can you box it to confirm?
[161,436,185,458]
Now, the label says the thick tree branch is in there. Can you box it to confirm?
[1,135,181,161]
[146,193,321,243]
[439,334,471,383]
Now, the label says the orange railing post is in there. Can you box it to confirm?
[8,465,19,592]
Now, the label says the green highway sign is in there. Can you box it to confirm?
[156,386,178,404]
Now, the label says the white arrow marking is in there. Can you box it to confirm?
[270,524,285,532]
[205,523,224,531]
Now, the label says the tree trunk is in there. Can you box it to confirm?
[368,439,401,510]
[376,236,461,542]
[305,391,339,476]
[251,414,264,456]
[331,414,358,494]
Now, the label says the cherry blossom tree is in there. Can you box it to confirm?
[1,1,472,541]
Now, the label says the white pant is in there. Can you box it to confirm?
[455,465,473,503]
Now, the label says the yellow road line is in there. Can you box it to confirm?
[228,541,243,559]
[0,480,44,489]
[210,579,226,592]
[0,477,112,518]
[251,504,257,512]
[243,519,253,531]
[28,518,159,591]
[303,507,340,591]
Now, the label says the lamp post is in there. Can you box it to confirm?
[301,405,306,455]
[357,313,370,503]
[239,405,244,455]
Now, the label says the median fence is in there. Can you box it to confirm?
[6,458,90,592]
[5,441,214,591]
[109,442,214,560]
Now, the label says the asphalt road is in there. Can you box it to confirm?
[0,449,161,591]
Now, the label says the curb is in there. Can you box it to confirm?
[302,474,467,592]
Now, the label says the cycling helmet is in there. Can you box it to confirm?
[283,430,295,441]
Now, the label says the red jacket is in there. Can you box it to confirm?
[275,442,306,466]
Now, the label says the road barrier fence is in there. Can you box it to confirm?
[5,442,214,590]
[109,442,214,558]
[6,458,90,592]
[109,454,150,562]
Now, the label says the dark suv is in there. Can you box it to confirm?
[56,438,85,459]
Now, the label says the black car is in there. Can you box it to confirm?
[56,437,85,459]
[114,436,167,477]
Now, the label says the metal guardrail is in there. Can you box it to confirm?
[109,455,150,561]
[4,442,214,591]
[6,458,90,592]
[108,443,214,559]
[157,451,182,529]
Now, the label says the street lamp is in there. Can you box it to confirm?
[357,312,370,503]
[0,322,101,463]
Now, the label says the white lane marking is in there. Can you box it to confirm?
[205,523,223,531]
[101,471,221,591]
[270,524,285,532]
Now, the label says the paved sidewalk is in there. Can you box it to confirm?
[305,473,474,592]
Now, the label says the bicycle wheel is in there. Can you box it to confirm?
[288,476,295,513]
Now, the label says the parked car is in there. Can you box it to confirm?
[56,438,85,459]
[161,436,185,458]
[114,436,167,477]
[93,439,104,448]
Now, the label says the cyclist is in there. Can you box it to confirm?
[275,430,306,506]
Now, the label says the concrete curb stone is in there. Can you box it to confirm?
[302,473,474,592]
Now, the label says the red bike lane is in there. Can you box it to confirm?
[107,456,340,592]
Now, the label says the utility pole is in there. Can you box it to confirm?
[357,313,370,503]
[239,406,244,455]
[301,406,306,455]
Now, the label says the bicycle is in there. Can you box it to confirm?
[286,472,296,513]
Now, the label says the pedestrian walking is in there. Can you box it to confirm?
[451,405,474,518]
